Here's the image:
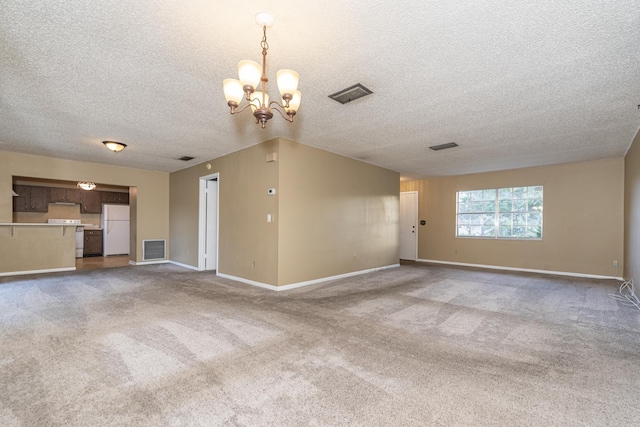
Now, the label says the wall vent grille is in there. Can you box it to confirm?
[143,239,166,261]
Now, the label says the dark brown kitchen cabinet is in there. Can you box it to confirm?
[83,229,103,256]
[50,187,82,203]
[81,190,102,214]
[101,191,129,204]
[12,185,50,212]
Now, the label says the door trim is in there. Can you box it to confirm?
[400,191,418,261]
[198,173,219,271]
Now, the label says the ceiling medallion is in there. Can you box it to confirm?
[223,12,301,129]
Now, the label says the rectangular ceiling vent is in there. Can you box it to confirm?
[179,156,195,161]
[143,239,166,261]
[329,83,373,104]
[429,142,459,151]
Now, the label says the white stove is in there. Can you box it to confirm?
[48,219,84,257]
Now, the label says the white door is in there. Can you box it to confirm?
[205,179,218,270]
[399,191,418,260]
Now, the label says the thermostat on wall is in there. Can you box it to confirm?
[267,188,276,195]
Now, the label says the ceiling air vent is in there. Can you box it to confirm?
[429,142,459,151]
[329,83,373,104]
[179,156,195,161]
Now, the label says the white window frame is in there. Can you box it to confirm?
[456,186,543,240]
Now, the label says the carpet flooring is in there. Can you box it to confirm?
[0,263,639,426]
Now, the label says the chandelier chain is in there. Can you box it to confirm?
[260,26,269,52]
[260,25,269,85]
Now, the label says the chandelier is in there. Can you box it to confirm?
[223,12,301,129]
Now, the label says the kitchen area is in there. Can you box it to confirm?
[1,177,131,275]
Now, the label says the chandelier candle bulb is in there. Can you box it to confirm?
[285,90,302,113]
[251,93,269,110]
[276,69,299,98]
[223,79,244,106]
[238,60,262,91]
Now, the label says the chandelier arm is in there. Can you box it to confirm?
[230,102,255,115]
[269,105,294,123]
[267,100,290,110]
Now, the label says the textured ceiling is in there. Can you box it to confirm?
[1,0,639,179]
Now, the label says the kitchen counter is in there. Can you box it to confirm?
[0,222,80,226]
[0,222,79,236]
[0,223,77,276]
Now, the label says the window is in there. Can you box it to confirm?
[456,186,543,239]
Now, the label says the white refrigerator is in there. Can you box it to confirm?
[102,204,130,256]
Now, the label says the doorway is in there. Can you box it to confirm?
[399,191,418,260]
[198,173,219,271]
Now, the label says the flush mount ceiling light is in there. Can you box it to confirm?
[77,182,97,191]
[223,12,301,129]
[103,141,127,153]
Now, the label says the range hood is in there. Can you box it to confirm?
[54,202,78,206]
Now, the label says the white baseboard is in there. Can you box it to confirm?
[416,259,623,280]
[218,264,401,292]
[168,260,201,271]
[128,260,169,266]
[0,267,76,277]
[216,273,278,290]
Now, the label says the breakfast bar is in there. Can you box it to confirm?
[0,223,78,276]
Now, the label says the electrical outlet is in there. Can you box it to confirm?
[252,261,255,268]
[613,260,618,268]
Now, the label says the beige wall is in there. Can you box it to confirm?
[624,129,640,280]
[169,138,399,287]
[401,159,624,277]
[0,151,169,264]
[277,139,399,286]
[0,225,76,273]
[169,139,280,285]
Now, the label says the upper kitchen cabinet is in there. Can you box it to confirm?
[81,190,102,214]
[101,191,129,204]
[12,185,50,212]
[49,187,82,203]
